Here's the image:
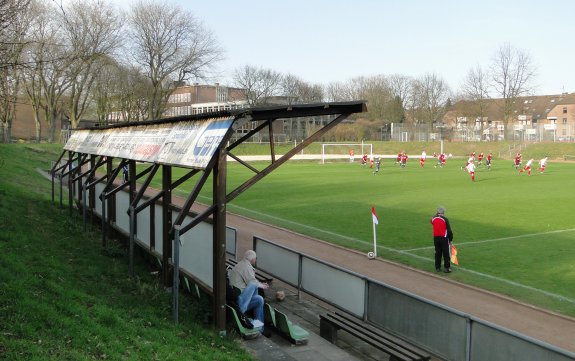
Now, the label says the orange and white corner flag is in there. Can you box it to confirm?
[451,243,459,265]
[372,206,379,225]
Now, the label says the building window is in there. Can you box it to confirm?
[563,107,568,114]
[563,118,568,124]
[168,93,191,104]
[216,86,228,103]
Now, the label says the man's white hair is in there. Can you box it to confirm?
[436,206,445,215]
[244,250,257,262]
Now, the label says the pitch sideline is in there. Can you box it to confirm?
[196,195,575,306]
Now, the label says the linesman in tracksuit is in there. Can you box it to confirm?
[431,206,454,273]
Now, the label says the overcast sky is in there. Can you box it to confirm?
[111,0,575,96]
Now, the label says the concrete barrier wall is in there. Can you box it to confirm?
[255,240,300,286]
[470,321,573,361]
[253,235,575,361]
[254,236,366,318]
[301,257,365,317]
[368,281,467,360]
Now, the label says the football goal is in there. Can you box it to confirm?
[321,143,373,164]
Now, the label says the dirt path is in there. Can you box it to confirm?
[193,204,575,353]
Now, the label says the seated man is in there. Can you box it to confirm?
[228,250,269,336]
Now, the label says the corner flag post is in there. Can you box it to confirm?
[371,206,379,257]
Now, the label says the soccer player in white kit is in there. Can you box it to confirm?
[538,157,548,173]
[466,161,476,182]
[519,158,534,176]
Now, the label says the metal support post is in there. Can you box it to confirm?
[172,225,181,324]
[129,206,135,277]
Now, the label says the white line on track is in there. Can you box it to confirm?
[191,194,575,305]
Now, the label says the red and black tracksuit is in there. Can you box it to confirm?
[431,214,454,270]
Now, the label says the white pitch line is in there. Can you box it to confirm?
[456,267,575,304]
[404,228,575,252]
[189,193,575,305]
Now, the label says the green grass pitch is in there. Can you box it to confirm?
[173,157,575,317]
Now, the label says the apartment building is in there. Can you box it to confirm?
[443,93,575,141]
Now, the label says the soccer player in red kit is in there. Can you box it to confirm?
[400,152,408,167]
[435,153,446,168]
[477,152,484,165]
[514,153,522,169]
[486,153,492,169]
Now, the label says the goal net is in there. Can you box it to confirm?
[321,143,373,164]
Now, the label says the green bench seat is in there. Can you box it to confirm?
[225,304,261,339]
[272,308,309,345]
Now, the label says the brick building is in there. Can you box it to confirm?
[164,83,248,117]
[9,101,65,142]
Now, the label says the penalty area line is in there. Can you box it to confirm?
[403,228,575,252]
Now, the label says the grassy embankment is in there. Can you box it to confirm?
[0,144,253,361]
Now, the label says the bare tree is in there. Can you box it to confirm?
[281,74,324,104]
[92,58,122,124]
[357,75,393,123]
[388,74,412,109]
[58,0,124,128]
[127,0,223,120]
[281,74,300,105]
[404,78,422,124]
[0,0,31,68]
[490,43,536,139]
[232,65,282,106]
[21,0,71,142]
[93,61,150,123]
[325,79,363,103]
[416,73,451,125]
[0,0,31,142]
[461,65,491,136]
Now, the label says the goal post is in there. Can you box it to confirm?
[321,143,373,164]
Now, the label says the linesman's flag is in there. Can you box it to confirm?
[371,207,379,225]
[451,243,459,265]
